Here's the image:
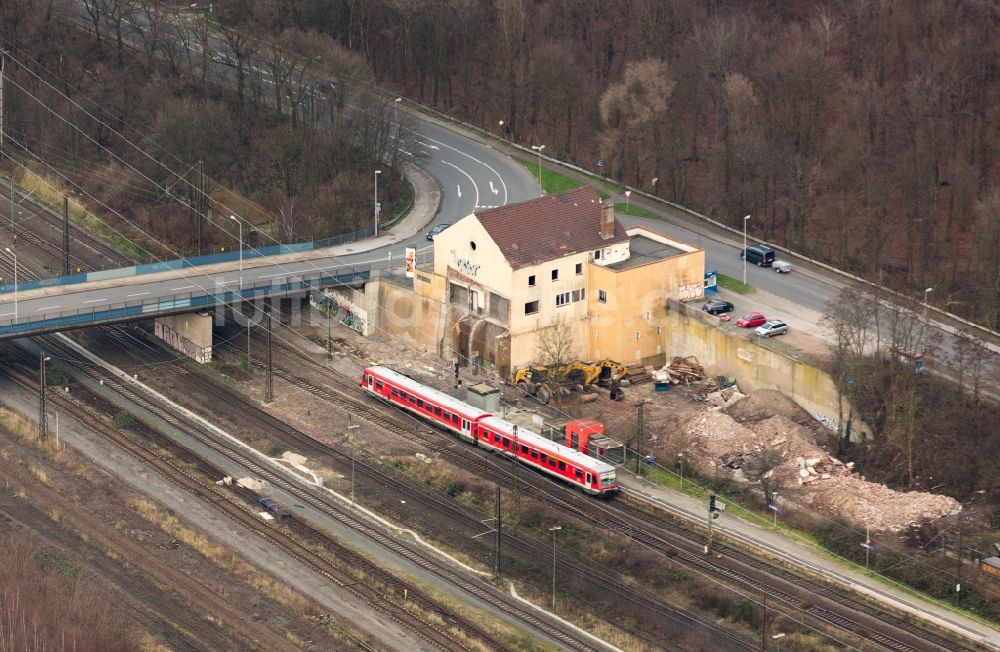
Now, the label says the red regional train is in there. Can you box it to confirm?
[361,366,618,496]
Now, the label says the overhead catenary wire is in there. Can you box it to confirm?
[2,16,984,623]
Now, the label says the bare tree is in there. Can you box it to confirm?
[217,13,259,108]
[95,0,139,65]
[598,59,674,182]
[82,0,103,47]
[820,286,876,452]
[534,314,579,369]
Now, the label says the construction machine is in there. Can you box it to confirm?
[513,358,628,404]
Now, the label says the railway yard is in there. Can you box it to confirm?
[0,192,995,651]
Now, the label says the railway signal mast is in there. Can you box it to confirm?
[705,494,723,554]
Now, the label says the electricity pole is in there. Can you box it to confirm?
[38,352,48,438]
[634,399,647,474]
[511,424,519,491]
[63,196,70,275]
[494,487,502,582]
[264,312,273,402]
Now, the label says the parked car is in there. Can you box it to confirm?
[736,312,767,328]
[426,223,451,240]
[755,320,789,338]
[741,244,776,267]
[257,497,290,519]
[773,260,792,273]
[701,299,735,315]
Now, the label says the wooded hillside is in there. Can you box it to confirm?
[278,0,1000,328]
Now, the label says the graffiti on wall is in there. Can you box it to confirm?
[314,291,368,336]
[678,282,703,301]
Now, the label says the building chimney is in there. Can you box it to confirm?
[600,202,615,239]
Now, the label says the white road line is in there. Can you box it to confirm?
[37,305,61,311]
[82,298,106,304]
[419,133,509,205]
[440,160,480,209]
[126,291,150,297]
[0,312,13,317]
[215,279,239,286]
[170,285,194,291]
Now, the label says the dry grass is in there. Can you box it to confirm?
[130,498,235,570]
[29,465,49,485]
[249,575,308,610]
[0,531,140,651]
[18,169,147,260]
[0,405,93,481]
[130,498,312,612]
[137,632,172,652]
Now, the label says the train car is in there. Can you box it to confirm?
[361,366,618,496]
[361,366,490,443]
[476,416,618,496]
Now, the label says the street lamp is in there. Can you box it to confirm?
[531,145,545,194]
[677,453,684,491]
[625,189,631,212]
[651,177,658,192]
[923,287,933,323]
[374,170,382,236]
[548,525,561,609]
[229,215,243,292]
[4,247,16,322]
[742,214,751,286]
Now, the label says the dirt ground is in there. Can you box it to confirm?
[295,311,963,536]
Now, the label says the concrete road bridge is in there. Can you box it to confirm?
[0,242,407,342]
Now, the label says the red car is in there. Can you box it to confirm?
[737,312,767,328]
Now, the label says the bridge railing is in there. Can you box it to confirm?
[0,267,372,337]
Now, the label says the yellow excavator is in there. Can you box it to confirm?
[513,358,627,403]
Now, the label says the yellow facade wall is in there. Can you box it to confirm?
[587,248,706,365]
[664,303,869,438]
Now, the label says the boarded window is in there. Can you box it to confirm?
[449,282,469,307]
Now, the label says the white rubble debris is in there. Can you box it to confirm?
[683,396,962,532]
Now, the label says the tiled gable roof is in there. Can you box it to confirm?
[475,187,628,269]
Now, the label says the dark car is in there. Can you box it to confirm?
[741,244,776,267]
[736,312,767,328]
[426,223,451,240]
[702,299,735,315]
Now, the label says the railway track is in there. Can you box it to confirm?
[1,350,500,652]
[27,336,617,652]
[6,187,134,270]
[143,336,745,650]
[69,324,746,650]
[212,329,972,652]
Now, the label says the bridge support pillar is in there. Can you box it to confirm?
[155,312,213,363]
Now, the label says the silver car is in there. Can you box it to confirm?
[755,320,788,338]
[773,260,792,273]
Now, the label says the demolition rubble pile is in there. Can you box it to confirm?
[683,391,961,532]
[662,356,705,384]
